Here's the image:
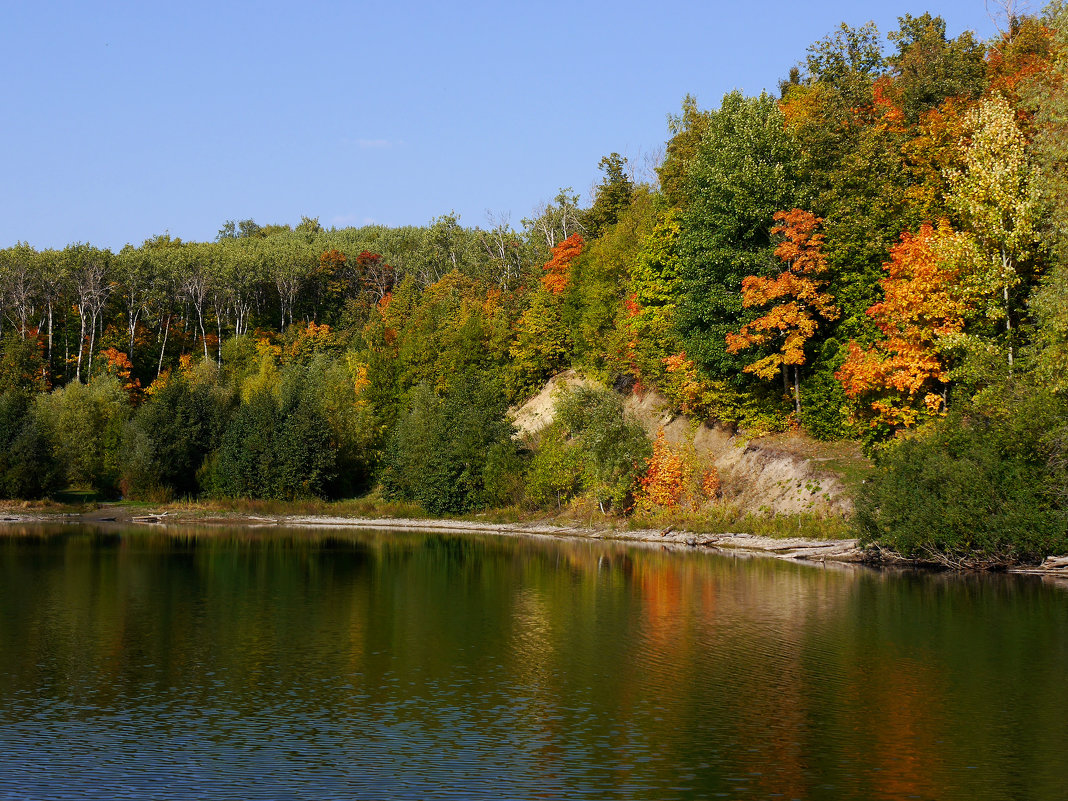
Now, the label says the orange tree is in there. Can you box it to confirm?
[836,221,967,433]
[509,235,584,398]
[725,209,838,415]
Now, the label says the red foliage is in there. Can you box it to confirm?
[540,234,584,295]
[99,347,142,402]
[836,221,965,428]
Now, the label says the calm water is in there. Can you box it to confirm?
[0,525,1066,800]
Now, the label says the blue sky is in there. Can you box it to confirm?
[1,1,999,250]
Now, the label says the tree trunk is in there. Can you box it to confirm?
[86,311,98,379]
[63,306,69,383]
[1003,265,1013,374]
[76,311,86,382]
[157,314,170,378]
[196,306,208,360]
[793,366,802,416]
[46,302,53,379]
[216,306,224,366]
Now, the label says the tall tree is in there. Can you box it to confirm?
[0,243,40,337]
[523,188,584,256]
[116,236,169,366]
[836,222,967,430]
[886,13,985,123]
[726,210,838,414]
[64,244,113,382]
[945,93,1037,370]
[675,91,803,378]
[584,153,634,238]
[803,21,885,109]
[174,242,214,360]
[658,95,713,207]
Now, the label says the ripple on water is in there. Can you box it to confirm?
[0,526,1066,800]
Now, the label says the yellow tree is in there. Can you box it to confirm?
[945,93,1037,371]
[725,209,838,414]
[508,235,585,397]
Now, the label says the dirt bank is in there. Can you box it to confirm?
[510,370,866,516]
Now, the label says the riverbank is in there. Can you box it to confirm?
[0,500,866,564]
[3,501,1068,576]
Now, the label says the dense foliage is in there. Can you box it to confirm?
[4,6,1068,561]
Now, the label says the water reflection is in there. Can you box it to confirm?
[0,525,1065,800]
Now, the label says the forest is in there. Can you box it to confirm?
[3,7,1068,564]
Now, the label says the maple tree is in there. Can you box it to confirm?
[836,221,967,429]
[726,209,838,414]
[540,233,584,295]
[634,429,721,514]
[355,251,395,302]
[636,430,690,510]
[99,347,142,402]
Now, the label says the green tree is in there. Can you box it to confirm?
[382,374,518,514]
[658,95,713,207]
[803,21,885,109]
[887,13,985,123]
[554,385,651,513]
[857,385,1068,565]
[123,372,231,498]
[675,91,803,378]
[35,375,129,493]
[584,153,634,238]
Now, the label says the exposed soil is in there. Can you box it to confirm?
[511,370,867,516]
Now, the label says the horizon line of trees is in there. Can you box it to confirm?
[4,5,1068,564]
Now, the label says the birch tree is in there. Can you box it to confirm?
[946,93,1037,370]
[65,244,113,382]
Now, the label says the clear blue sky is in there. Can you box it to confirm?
[1,1,999,250]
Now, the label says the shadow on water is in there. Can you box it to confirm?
[0,523,1066,800]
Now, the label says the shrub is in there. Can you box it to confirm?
[208,365,337,501]
[0,391,59,499]
[633,429,721,515]
[34,376,129,495]
[856,389,1068,564]
[525,426,585,509]
[550,385,651,513]
[382,373,519,515]
[122,375,232,498]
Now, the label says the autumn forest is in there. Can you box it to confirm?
[3,8,1068,564]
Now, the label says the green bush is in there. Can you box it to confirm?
[34,376,129,495]
[856,390,1068,564]
[525,426,585,509]
[122,375,232,498]
[273,370,337,499]
[800,368,855,441]
[800,340,856,441]
[0,391,59,499]
[550,385,651,512]
[208,368,338,501]
[381,374,519,515]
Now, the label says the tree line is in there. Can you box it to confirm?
[4,7,1068,563]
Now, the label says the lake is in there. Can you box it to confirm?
[0,524,1065,800]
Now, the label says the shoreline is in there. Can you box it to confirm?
[2,507,1067,577]
[0,506,866,564]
